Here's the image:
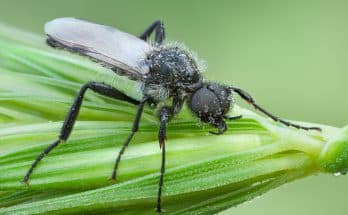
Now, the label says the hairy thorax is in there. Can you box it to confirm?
[142,45,203,102]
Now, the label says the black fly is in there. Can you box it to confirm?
[23,18,321,213]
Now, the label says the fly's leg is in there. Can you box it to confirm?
[224,115,243,120]
[230,87,322,131]
[23,81,139,183]
[110,96,148,180]
[155,94,182,212]
[156,107,171,213]
[139,20,165,45]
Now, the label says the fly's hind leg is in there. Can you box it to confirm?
[23,82,139,183]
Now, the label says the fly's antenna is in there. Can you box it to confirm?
[229,87,322,131]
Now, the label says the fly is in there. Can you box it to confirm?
[23,18,321,213]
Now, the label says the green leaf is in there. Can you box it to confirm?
[0,24,347,214]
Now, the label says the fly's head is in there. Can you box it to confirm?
[188,83,234,126]
[147,47,202,91]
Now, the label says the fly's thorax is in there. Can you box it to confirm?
[188,83,234,124]
[143,46,202,102]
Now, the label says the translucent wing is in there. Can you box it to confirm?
[45,17,154,80]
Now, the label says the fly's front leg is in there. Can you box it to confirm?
[23,81,139,183]
[139,20,165,45]
[154,93,183,212]
[224,115,243,120]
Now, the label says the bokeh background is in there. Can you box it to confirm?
[0,0,347,214]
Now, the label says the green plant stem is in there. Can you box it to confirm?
[0,25,347,214]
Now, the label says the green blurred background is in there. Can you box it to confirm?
[0,0,347,214]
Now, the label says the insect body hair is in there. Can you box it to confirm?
[143,42,204,102]
[160,41,207,73]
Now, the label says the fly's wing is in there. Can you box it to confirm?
[45,17,154,80]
